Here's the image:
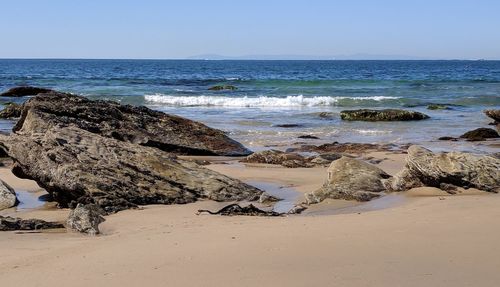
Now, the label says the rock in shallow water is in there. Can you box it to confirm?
[459,128,499,141]
[340,109,429,121]
[387,146,500,193]
[0,180,17,211]
[14,92,251,156]
[67,204,106,235]
[0,126,268,213]
[0,103,22,119]
[0,86,55,97]
[305,157,391,203]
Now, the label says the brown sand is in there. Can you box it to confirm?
[1,152,499,287]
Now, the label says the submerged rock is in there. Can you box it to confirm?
[305,157,391,203]
[0,180,17,210]
[298,135,320,139]
[67,204,106,235]
[208,85,237,91]
[0,86,55,97]
[340,109,429,121]
[387,146,500,193]
[459,128,499,141]
[0,126,268,213]
[0,103,22,118]
[273,124,304,128]
[14,92,251,156]
[0,215,64,231]
[427,104,450,110]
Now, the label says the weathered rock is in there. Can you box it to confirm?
[241,150,312,168]
[0,86,55,97]
[459,128,499,141]
[287,142,393,154]
[14,92,251,156]
[0,103,22,118]
[208,85,237,91]
[387,146,500,193]
[67,204,105,235]
[340,109,429,121]
[298,135,320,139]
[197,204,283,216]
[438,136,458,141]
[0,126,268,213]
[309,153,342,166]
[427,104,450,110]
[0,215,64,231]
[0,180,17,210]
[484,109,500,122]
[305,157,391,203]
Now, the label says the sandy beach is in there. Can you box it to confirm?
[1,149,499,287]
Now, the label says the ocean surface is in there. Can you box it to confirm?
[1,59,499,153]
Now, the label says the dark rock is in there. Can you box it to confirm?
[340,109,430,121]
[241,150,312,168]
[484,110,500,122]
[0,179,18,210]
[67,204,106,235]
[427,104,450,110]
[387,146,500,193]
[0,215,64,231]
[298,135,320,139]
[0,103,22,118]
[208,85,237,91]
[306,157,391,203]
[438,136,458,141]
[0,86,55,97]
[273,124,303,128]
[459,128,499,141]
[317,112,335,119]
[14,92,251,156]
[197,203,283,216]
[0,125,269,213]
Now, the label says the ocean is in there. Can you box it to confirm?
[1,59,499,153]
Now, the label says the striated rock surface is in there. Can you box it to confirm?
[0,126,267,213]
[0,103,22,118]
[387,146,500,193]
[459,128,499,141]
[14,92,251,156]
[305,157,391,203]
[340,109,429,121]
[67,204,106,235]
[0,215,64,231]
[0,180,18,210]
[0,86,55,97]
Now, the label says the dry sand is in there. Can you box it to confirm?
[1,152,500,287]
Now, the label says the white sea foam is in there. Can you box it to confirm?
[144,94,399,107]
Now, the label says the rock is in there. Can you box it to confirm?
[387,146,500,193]
[67,204,106,235]
[0,103,22,118]
[340,109,429,121]
[298,135,320,139]
[208,85,237,91]
[14,91,251,156]
[459,128,499,141]
[0,180,17,210]
[241,150,311,168]
[0,125,268,213]
[0,215,64,231]
[197,203,283,216]
[309,153,342,166]
[273,124,303,128]
[0,86,55,97]
[484,109,500,122]
[317,112,335,119]
[287,142,392,154]
[427,104,450,110]
[305,157,391,203]
[438,136,458,141]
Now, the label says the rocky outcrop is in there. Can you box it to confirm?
[0,103,22,118]
[287,142,394,154]
[305,157,391,203]
[0,180,17,210]
[340,109,429,121]
[459,128,499,141]
[14,92,251,156]
[0,86,55,97]
[67,204,106,235]
[387,146,500,193]
[0,215,64,231]
[208,85,237,91]
[0,126,268,213]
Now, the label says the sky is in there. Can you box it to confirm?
[1,0,499,59]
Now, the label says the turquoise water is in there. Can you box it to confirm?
[1,59,499,152]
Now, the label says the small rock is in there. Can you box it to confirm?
[0,103,22,118]
[427,104,450,110]
[340,109,430,121]
[459,128,499,141]
[309,153,342,166]
[67,204,106,235]
[298,135,320,139]
[208,85,237,91]
[0,180,17,211]
[438,136,458,141]
[484,109,500,122]
[274,124,303,128]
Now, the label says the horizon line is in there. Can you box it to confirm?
[0,57,498,61]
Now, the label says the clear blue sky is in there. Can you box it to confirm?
[1,0,499,59]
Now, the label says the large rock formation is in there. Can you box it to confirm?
[67,204,106,235]
[305,157,391,203]
[0,180,17,210]
[0,126,267,213]
[14,92,251,156]
[387,146,500,193]
[0,86,55,97]
[340,109,429,121]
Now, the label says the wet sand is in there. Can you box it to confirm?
[1,151,500,287]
